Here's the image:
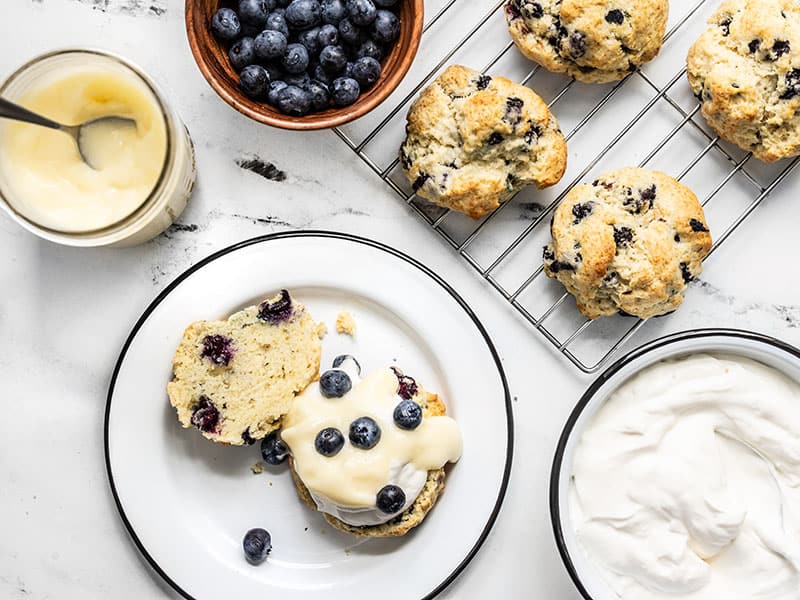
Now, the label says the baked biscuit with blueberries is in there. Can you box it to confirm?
[167,290,322,446]
[400,64,567,219]
[544,168,712,320]
[687,0,800,162]
[505,0,669,84]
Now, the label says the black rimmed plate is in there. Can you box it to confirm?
[105,231,513,600]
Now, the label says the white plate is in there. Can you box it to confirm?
[105,231,513,600]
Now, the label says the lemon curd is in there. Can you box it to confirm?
[0,67,168,232]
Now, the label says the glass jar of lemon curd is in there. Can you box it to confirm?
[0,49,196,247]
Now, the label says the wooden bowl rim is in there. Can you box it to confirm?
[185,0,424,131]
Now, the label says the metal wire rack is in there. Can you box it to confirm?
[332,0,800,373]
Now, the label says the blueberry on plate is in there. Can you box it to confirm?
[370,9,399,44]
[243,528,272,565]
[260,431,290,464]
[285,0,322,29]
[319,369,352,397]
[332,354,361,374]
[331,77,360,106]
[376,485,405,513]
[306,79,331,110]
[282,43,310,73]
[229,37,256,72]
[298,26,322,54]
[318,23,339,46]
[239,64,271,99]
[393,399,422,430]
[267,80,289,105]
[254,30,288,60]
[351,56,381,87]
[357,38,383,60]
[276,85,312,115]
[315,427,345,456]
[338,17,361,45]
[210,7,241,40]
[320,45,348,73]
[349,416,381,449]
[238,0,271,26]
[346,0,377,26]
[265,11,290,36]
[321,0,347,23]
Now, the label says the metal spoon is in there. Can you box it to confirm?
[0,96,137,170]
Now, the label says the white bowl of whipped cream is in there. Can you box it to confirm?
[551,329,800,600]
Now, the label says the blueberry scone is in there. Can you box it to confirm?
[167,290,322,446]
[687,0,800,162]
[544,168,712,319]
[280,356,462,538]
[400,64,567,219]
[505,0,669,84]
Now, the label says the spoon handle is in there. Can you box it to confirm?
[0,97,62,130]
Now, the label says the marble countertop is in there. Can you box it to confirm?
[3,0,800,598]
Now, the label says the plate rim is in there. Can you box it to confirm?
[104,230,514,600]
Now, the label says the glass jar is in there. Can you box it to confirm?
[0,48,196,247]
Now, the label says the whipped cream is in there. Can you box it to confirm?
[281,361,462,527]
[571,354,800,600]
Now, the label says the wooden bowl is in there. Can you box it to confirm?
[186,0,424,130]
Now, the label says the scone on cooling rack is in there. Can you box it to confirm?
[167,290,322,446]
[505,0,669,83]
[543,168,712,320]
[399,64,567,219]
[280,356,462,538]
[687,0,800,162]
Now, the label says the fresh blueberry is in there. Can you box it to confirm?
[376,485,405,513]
[318,23,339,46]
[265,11,290,36]
[319,369,352,397]
[344,61,357,79]
[257,289,293,323]
[315,427,345,456]
[265,62,286,80]
[346,0,377,26]
[243,528,272,565]
[357,39,383,60]
[351,56,381,87]
[338,18,361,45]
[267,80,289,105]
[331,76,360,105]
[319,45,348,73]
[191,396,220,433]
[201,334,235,366]
[254,29,288,60]
[229,37,256,73]
[321,0,347,23]
[238,0,271,26]
[260,431,290,464]
[298,27,322,54]
[306,79,331,110]
[393,399,422,430]
[391,367,418,400]
[282,43,310,73]
[239,64,271,99]
[349,416,381,449]
[282,72,310,87]
[332,354,361,374]
[285,0,322,29]
[373,0,397,6]
[370,9,399,43]
[312,64,334,85]
[210,7,241,40]
[276,85,312,115]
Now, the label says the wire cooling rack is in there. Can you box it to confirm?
[332,0,800,373]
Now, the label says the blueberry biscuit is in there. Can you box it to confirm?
[167,290,322,445]
[687,0,800,162]
[400,64,567,219]
[505,0,669,84]
[544,168,712,319]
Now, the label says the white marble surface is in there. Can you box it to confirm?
[2,0,800,598]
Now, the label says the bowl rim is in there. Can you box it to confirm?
[184,0,424,131]
[548,327,800,600]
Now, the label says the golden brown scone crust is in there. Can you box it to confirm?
[400,64,567,219]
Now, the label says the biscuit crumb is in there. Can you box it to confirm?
[336,310,356,336]
[251,462,264,474]
[317,322,328,339]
